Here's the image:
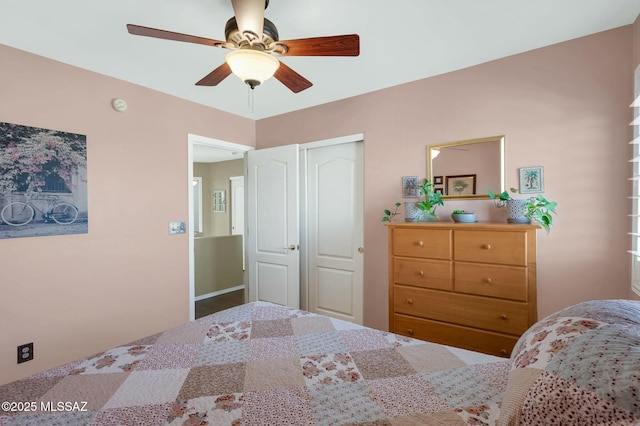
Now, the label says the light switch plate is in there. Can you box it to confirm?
[169,222,186,235]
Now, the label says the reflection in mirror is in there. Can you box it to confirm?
[428,135,505,199]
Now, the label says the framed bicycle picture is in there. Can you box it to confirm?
[0,121,88,239]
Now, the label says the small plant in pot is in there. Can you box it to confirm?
[382,179,444,222]
[488,188,557,233]
[415,179,444,221]
[451,209,476,223]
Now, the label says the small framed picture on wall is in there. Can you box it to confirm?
[433,176,443,185]
[519,166,544,194]
[445,174,476,196]
[402,176,419,198]
[213,190,226,212]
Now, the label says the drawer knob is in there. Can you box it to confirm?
[500,314,508,320]
[483,277,492,284]
[407,328,414,335]
[417,240,424,247]
[481,244,492,250]
[500,349,508,356]
[418,270,425,277]
[407,298,414,305]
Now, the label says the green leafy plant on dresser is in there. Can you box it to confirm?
[382,179,444,222]
[488,188,558,233]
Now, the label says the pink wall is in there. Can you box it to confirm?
[0,44,255,385]
[257,26,635,331]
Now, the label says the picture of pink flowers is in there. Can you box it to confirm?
[0,122,88,239]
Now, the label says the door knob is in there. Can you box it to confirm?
[358,247,364,254]
[283,245,298,251]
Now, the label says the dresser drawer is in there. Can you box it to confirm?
[454,230,527,266]
[394,285,529,335]
[393,314,518,357]
[454,262,528,301]
[394,258,453,290]
[393,229,452,259]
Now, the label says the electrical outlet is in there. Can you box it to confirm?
[17,343,33,364]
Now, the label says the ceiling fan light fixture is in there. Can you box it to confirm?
[225,49,279,89]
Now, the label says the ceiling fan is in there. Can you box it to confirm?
[127,0,360,93]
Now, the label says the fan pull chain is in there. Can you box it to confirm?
[247,85,255,113]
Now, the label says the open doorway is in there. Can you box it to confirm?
[187,134,253,320]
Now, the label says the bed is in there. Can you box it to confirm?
[0,299,638,425]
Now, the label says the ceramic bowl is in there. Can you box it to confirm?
[451,212,476,223]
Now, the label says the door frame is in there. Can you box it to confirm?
[187,133,253,321]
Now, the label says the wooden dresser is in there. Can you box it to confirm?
[386,222,538,357]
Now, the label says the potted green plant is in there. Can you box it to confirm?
[382,179,444,222]
[451,209,476,223]
[488,188,557,233]
[415,179,444,221]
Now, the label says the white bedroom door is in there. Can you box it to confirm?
[306,142,364,323]
[230,176,244,237]
[246,144,300,308]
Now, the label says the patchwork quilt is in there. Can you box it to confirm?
[0,302,508,425]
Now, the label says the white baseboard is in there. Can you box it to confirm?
[195,285,244,302]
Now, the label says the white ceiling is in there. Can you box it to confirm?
[2,0,640,124]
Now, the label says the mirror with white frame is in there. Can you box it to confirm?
[427,135,505,199]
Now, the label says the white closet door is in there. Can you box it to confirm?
[307,142,363,324]
[246,145,300,308]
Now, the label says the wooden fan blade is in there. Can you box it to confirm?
[196,63,232,86]
[277,34,359,57]
[274,62,312,93]
[127,24,225,47]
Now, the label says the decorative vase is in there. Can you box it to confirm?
[404,202,420,222]
[505,199,531,224]
[404,202,439,222]
[451,212,476,223]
